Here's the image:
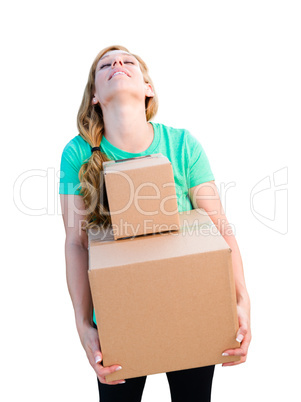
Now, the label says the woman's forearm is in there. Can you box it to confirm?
[65,242,93,332]
[188,182,250,310]
[208,209,250,310]
[222,231,250,310]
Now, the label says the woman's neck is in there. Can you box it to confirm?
[102,102,153,153]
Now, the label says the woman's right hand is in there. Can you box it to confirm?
[79,324,126,385]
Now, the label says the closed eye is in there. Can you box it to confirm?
[99,61,135,70]
[99,64,110,70]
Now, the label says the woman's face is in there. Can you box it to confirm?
[93,50,154,107]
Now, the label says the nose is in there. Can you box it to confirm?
[112,56,124,67]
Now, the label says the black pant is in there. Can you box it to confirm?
[93,322,215,402]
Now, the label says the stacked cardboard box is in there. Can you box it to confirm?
[102,154,180,239]
[88,154,240,382]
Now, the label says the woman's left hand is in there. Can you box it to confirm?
[221,302,252,366]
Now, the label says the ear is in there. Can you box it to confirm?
[91,95,99,105]
[145,83,155,98]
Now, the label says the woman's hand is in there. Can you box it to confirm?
[221,302,252,367]
[79,324,126,385]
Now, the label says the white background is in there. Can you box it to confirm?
[2,1,300,401]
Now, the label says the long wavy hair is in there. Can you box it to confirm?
[77,45,159,231]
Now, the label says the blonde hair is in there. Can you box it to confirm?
[77,45,159,231]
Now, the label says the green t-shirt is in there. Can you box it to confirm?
[59,121,215,207]
[59,121,215,325]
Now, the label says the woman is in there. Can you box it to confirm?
[59,45,251,402]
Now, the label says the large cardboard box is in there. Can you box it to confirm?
[103,154,180,240]
[88,208,240,382]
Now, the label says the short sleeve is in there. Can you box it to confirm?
[58,143,83,195]
[185,130,215,188]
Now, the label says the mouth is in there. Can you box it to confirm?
[109,70,130,80]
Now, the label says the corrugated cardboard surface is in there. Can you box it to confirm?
[103,153,180,239]
[88,209,240,381]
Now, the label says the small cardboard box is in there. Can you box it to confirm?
[88,208,240,382]
[103,154,180,240]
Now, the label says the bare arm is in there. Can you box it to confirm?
[60,193,125,383]
[188,180,251,366]
[60,194,92,334]
[65,242,92,331]
[188,181,250,309]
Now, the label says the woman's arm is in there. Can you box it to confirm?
[60,194,102,369]
[188,181,252,366]
[60,194,92,332]
[60,194,125,384]
[65,242,93,332]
